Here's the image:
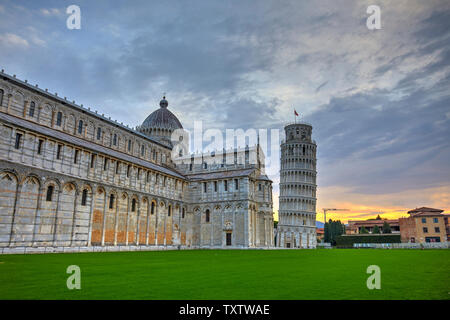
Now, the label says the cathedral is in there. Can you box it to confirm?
[0,70,277,253]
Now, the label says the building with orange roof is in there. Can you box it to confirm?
[316,228,324,243]
[399,207,448,243]
[346,218,400,235]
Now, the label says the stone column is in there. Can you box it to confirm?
[101,192,108,246]
[136,200,141,245]
[125,196,130,246]
[87,187,96,247]
[145,201,150,245]
[113,194,119,246]
[51,189,62,246]
[8,180,21,247]
[31,185,45,247]
[69,189,79,246]
[163,202,166,246]
[154,200,159,246]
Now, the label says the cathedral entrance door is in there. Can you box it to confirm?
[226,232,232,246]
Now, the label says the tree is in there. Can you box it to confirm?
[382,221,392,233]
[274,221,278,228]
[324,219,345,245]
[360,226,369,234]
[373,225,380,234]
[324,221,330,243]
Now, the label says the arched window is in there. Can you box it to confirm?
[131,198,137,212]
[113,134,117,146]
[205,209,210,223]
[29,102,35,117]
[81,189,88,206]
[109,194,115,209]
[182,208,185,219]
[0,89,3,106]
[96,127,102,140]
[56,111,62,126]
[151,201,155,215]
[78,120,83,134]
[46,185,54,201]
[168,205,171,216]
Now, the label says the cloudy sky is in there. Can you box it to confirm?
[1,0,449,222]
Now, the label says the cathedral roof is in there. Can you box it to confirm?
[0,70,169,149]
[0,112,185,179]
[141,97,183,131]
[258,174,272,182]
[186,168,256,181]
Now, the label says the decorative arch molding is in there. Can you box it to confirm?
[21,175,41,191]
[0,169,20,182]
[12,89,25,103]
[121,192,128,200]
[0,83,13,94]
[42,176,62,189]
[95,186,106,195]
[19,171,42,185]
[131,194,140,202]
[62,180,79,193]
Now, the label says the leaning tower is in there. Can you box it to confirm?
[277,122,317,248]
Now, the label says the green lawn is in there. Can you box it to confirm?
[0,249,449,300]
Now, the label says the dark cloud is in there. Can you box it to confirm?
[315,81,328,92]
[414,8,450,41]
[311,80,450,192]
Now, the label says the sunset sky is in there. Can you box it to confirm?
[0,0,449,223]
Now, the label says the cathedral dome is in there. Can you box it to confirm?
[140,97,183,131]
[137,97,183,147]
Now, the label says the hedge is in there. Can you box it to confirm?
[335,234,401,248]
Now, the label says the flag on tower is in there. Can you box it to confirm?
[294,109,299,116]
